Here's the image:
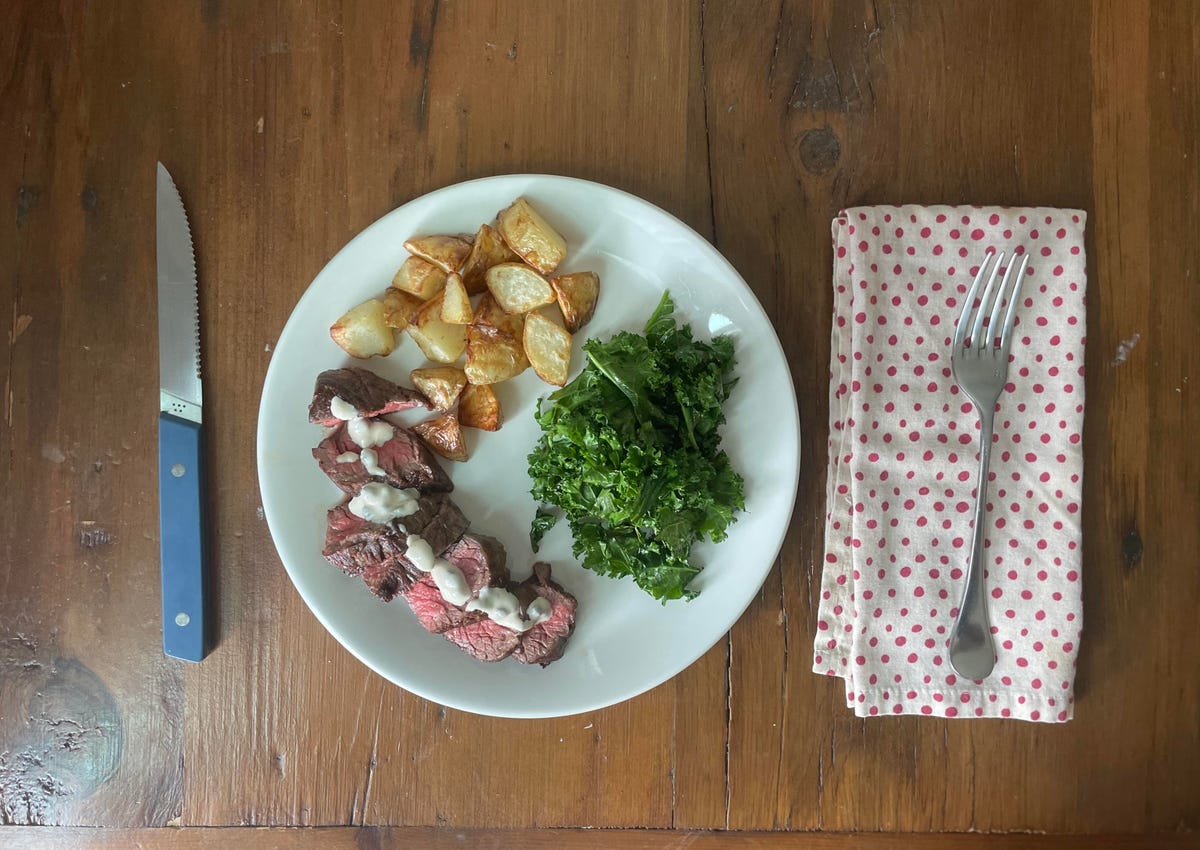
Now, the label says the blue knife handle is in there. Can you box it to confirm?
[158,412,210,662]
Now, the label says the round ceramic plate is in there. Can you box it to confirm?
[257,175,799,718]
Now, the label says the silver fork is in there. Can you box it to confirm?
[948,249,1030,680]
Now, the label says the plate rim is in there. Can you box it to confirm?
[256,173,801,718]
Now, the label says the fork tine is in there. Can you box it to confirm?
[986,254,1021,348]
[998,253,1031,352]
[954,250,996,349]
[970,251,1005,352]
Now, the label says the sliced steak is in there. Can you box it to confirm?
[361,559,407,602]
[313,424,453,495]
[442,533,510,593]
[308,367,430,426]
[322,495,468,601]
[403,579,484,635]
[442,617,521,663]
[401,533,510,634]
[511,562,578,667]
[321,504,406,578]
[402,497,469,566]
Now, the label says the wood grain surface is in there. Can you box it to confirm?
[0,0,1197,842]
[2,828,1199,850]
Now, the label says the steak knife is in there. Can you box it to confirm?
[157,162,211,662]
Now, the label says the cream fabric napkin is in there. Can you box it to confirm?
[814,206,1087,722]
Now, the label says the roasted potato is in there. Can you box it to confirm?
[471,292,526,342]
[392,256,447,300]
[382,287,424,329]
[496,197,567,275]
[459,223,520,294]
[403,235,472,274]
[413,411,469,462]
[486,262,555,314]
[550,271,600,333]
[410,366,468,410]
[523,311,572,386]
[465,324,528,385]
[406,292,468,363]
[440,272,473,324]
[330,298,396,359]
[458,383,502,431]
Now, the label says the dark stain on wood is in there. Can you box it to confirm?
[1122,527,1143,568]
[0,658,124,824]
[355,825,384,850]
[789,55,851,113]
[15,185,40,228]
[199,0,221,29]
[797,125,841,174]
[409,0,440,131]
[80,187,98,213]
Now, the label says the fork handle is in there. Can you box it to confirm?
[949,405,997,680]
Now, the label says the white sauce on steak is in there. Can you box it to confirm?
[331,394,394,449]
[329,395,358,420]
[405,533,471,606]
[525,597,553,624]
[467,587,532,632]
[347,417,393,449]
[348,482,420,525]
[359,447,386,477]
[406,533,552,630]
[335,452,358,464]
[466,590,553,632]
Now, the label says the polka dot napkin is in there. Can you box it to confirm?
[813,206,1087,722]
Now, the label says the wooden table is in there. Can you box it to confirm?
[2,1,1197,847]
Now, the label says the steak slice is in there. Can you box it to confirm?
[375,494,470,596]
[402,533,510,635]
[308,367,430,426]
[399,496,469,569]
[403,579,485,635]
[442,617,521,663]
[313,424,453,495]
[322,495,467,602]
[443,533,510,592]
[361,559,407,602]
[511,562,578,667]
[322,505,414,601]
[321,504,405,578]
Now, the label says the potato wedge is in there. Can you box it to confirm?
[459,223,520,294]
[392,256,447,299]
[486,262,555,314]
[496,197,567,274]
[471,292,526,342]
[440,272,473,324]
[330,298,396,359]
[465,324,528,385]
[406,292,467,363]
[458,383,502,431]
[413,411,468,462]
[403,235,472,274]
[410,366,468,411]
[523,311,572,387]
[550,271,600,333]
[382,287,424,329]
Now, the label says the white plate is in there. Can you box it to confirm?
[257,175,799,718]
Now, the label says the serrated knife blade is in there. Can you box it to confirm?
[156,162,211,662]
[157,163,203,418]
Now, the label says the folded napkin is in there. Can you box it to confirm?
[814,206,1087,722]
